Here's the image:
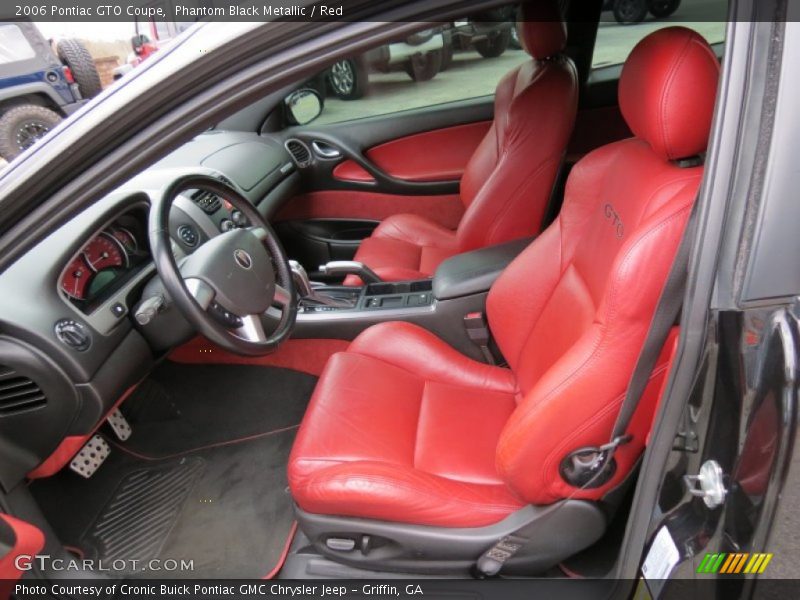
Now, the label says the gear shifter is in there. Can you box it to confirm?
[289,260,355,308]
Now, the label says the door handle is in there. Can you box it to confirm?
[311,140,342,159]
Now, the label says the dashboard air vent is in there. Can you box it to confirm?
[190,188,222,214]
[285,139,312,167]
[0,366,46,416]
[217,175,234,188]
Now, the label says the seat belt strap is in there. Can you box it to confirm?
[611,205,699,447]
[559,204,699,489]
[475,205,699,578]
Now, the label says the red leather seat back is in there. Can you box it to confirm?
[456,2,578,252]
[486,27,720,505]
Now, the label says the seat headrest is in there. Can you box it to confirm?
[516,0,567,59]
[619,27,720,161]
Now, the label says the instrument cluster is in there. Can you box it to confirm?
[59,212,149,311]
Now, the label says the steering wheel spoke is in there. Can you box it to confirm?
[233,314,268,343]
[249,226,268,242]
[184,277,216,310]
[273,284,291,308]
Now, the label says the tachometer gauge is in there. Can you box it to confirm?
[82,233,128,272]
[110,227,138,253]
[61,255,93,300]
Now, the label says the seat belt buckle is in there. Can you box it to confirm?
[463,312,496,365]
[559,434,632,489]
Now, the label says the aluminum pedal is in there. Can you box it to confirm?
[106,408,132,441]
[69,435,110,479]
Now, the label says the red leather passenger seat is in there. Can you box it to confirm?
[344,0,578,284]
[290,27,720,528]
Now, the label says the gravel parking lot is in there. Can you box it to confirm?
[316,1,726,126]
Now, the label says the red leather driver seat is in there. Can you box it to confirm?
[343,0,578,285]
[289,26,719,563]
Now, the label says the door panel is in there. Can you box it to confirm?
[274,190,463,228]
[365,120,492,182]
[273,190,464,271]
[332,160,375,183]
[331,120,492,184]
[275,98,492,270]
[0,515,44,583]
[286,97,495,197]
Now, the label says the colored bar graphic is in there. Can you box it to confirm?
[712,553,726,573]
[720,554,736,573]
[744,554,761,574]
[697,552,774,574]
[733,553,749,573]
[697,553,712,573]
[757,554,773,573]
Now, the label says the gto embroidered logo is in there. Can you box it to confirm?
[604,203,624,238]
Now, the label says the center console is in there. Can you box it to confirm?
[303,280,433,314]
[291,238,532,361]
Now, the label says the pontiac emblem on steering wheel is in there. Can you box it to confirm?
[233,249,252,270]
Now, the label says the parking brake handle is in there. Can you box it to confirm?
[319,261,382,284]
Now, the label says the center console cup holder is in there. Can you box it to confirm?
[364,280,432,296]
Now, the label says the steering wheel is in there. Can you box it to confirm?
[149,174,297,356]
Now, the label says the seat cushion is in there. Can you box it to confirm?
[344,214,458,285]
[288,322,525,528]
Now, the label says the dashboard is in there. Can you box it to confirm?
[0,130,301,489]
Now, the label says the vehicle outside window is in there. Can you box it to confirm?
[315,1,728,126]
[315,7,526,125]
[0,23,101,161]
[592,1,727,68]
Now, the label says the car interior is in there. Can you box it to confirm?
[0,0,730,582]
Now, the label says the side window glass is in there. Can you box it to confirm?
[316,4,526,125]
[591,1,727,69]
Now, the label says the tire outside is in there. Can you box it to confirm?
[475,29,512,58]
[404,51,443,82]
[647,0,681,18]
[509,24,522,50]
[440,30,455,71]
[0,105,62,160]
[613,0,649,24]
[56,38,102,99]
[327,58,368,101]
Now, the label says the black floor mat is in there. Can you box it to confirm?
[31,361,315,578]
[84,458,205,565]
[121,362,317,457]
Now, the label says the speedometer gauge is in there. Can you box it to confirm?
[61,255,92,300]
[83,233,128,272]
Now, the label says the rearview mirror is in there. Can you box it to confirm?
[285,89,323,126]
